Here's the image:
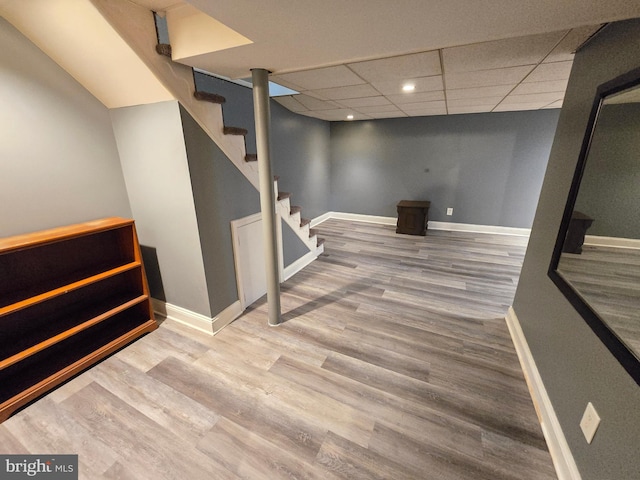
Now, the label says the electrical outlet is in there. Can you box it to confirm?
[580,402,601,444]
[446,208,453,216]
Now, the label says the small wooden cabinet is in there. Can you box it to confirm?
[396,200,431,236]
[562,211,594,254]
[0,218,157,422]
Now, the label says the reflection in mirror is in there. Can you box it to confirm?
[550,67,640,384]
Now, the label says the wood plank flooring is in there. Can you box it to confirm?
[558,244,640,356]
[0,220,557,479]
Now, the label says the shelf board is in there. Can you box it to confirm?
[0,261,141,317]
[0,319,157,422]
[0,295,149,371]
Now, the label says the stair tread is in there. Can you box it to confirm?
[309,228,318,237]
[245,153,258,162]
[278,192,291,201]
[290,206,302,215]
[300,218,311,227]
[224,126,248,136]
[317,238,326,246]
[194,90,226,104]
[155,43,172,57]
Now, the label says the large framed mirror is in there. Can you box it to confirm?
[549,66,640,386]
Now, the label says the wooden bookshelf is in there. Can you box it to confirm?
[0,218,157,422]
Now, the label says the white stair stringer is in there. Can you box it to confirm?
[92,0,321,256]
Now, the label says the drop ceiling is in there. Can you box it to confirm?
[140,1,640,119]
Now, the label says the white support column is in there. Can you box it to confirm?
[251,68,282,326]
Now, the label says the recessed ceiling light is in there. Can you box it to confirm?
[403,84,416,92]
[347,114,354,120]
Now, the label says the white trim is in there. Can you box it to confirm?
[152,298,242,335]
[210,300,244,334]
[327,211,397,225]
[429,221,531,236]
[312,211,531,236]
[283,249,318,281]
[310,211,333,227]
[584,235,640,250]
[230,212,284,310]
[505,307,582,480]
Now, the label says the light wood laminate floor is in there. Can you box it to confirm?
[0,220,557,479]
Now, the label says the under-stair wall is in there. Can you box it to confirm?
[193,73,332,268]
[93,0,326,257]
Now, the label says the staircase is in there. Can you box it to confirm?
[94,0,324,256]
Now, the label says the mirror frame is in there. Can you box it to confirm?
[548,66,640,386]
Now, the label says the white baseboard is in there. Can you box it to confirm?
[584,235,640,250]
[152,298,242,336]
[283,249,318,281]
[324,211,397,226]
[310,211,333,227]
[505,307,581,480]
[429,221,531,236]
[312,211,531,236]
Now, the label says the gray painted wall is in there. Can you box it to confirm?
[513,20,640,480]
[0,18,131,237]
[110,101,212,317]
[329,111,559,228]
[574,102,640,238]
[194,73,332,220]
[179,105,260,313]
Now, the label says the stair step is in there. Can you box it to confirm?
[309,228,318,237]
[278,192,291,201]
[245,153,257,162]
[155,43,172,57]
[290,206,302,215]
[194,90,226,104]
[223,126,248,136]
[317,238,326,246]
[300,218,311,227]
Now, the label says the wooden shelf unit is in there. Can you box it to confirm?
[0,217,157,422]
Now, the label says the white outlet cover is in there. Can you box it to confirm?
[579,402,601,444]
[446,208,453,215]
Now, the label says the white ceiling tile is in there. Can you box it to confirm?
[294,94,341,110]
[446,85,514,99]
[311,109,371,121]
[442,31,566,73]
[273,95,308,112]
[371,75,443,95]
[448,105,494,114]
[356,104,400,113]
[447,97,502,107]
[271,65,365,90]
[400,100,447,113]
[543,25,602,63]
[543,100,563,108]
[511,79,568,95]
[445,65,534,89]
[387,91,445,105]
[338,96,391,108]
[493,103,546,111]
[348,51,441,82]
[369,111,408,119]
[500,92,564,104]
[523,61,573,82]
[308,83,380,100]
[355,104,404,114]
[405,109,447,117]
